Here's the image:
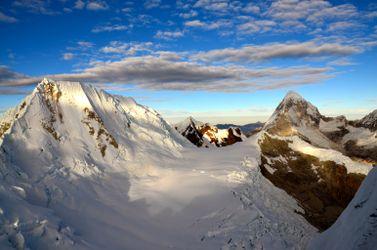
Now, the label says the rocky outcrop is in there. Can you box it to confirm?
[174,117,205,147]
[259,134,365,230]
[174,117,243,147]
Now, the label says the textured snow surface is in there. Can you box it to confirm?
[309,167,377,250]
[0,80,315,249]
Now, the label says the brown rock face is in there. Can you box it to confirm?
[259,134,365,230]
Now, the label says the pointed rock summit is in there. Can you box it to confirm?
[357,109,377,131]
[264,91,322,137]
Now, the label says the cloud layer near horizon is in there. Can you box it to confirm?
[0,55,332,93]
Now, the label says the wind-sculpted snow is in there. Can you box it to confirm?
[0,80,315,249]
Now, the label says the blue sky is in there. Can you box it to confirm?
[0,0,376,124]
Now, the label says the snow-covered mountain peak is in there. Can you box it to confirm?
[264,91,321,135]
[175,116,203,133]
[358,109,377,131]
[282,90,305,103]
[0,79,188,180]
[277,91,318,114]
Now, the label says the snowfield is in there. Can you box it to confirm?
[0,134,317,250]
[0,80,316,249]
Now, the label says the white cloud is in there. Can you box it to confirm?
[62,53,74,60]
[13,0,58,15]
[194,0,228,13]
[86,1,109,11]
[192,41,361,63]
[77,41,94,48]
[243,3,260,15]
[0,11,18,23]
[327,21,363,32]
[100,41,153,55]
[74,0,109,11]
[74,0,85,9]
[0,57,332,92]
[237,20,276,34]
[185,19,232,30]
[144,0,161,9]
[92,24,128,33]
[184,20,205,27]
[154,30,184,40]
[179,10,198,19]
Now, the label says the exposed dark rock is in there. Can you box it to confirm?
[259,134,365,230]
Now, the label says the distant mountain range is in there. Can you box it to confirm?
[216,122,264,136]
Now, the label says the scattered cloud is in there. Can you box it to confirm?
[0,66,37,87]
[243,3,260,15]
[192,41,361,63]
[92,24,128,33]
[0,11,18,23]
[0,87,31,95]
[74,0,85,9]
[74,0,108,11]
[100,41,153,55]
[184,20,205,27]
[86,1,109,11]
[13,0,59,15]
[328,58,355,66]
[144,0,161,9]
[154,30,184,40]
[327,21,363,32]
[193,0,239,14]
[179,10,198,19]
[237,20,276,34]
[0,58,332,92]
[62,53,74,60]
[77,41,94,48]
[185,19,232,30]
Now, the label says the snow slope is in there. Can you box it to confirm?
[309,167,377,250]
[0,80,315,249]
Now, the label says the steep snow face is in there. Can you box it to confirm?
[309,167,377,250]
[174,117,243,147]
[1,79,188,179]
